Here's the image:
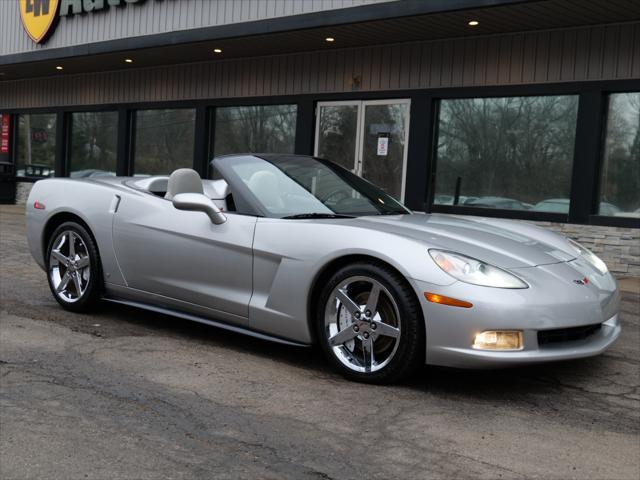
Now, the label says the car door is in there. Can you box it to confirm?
[112,192,256,326]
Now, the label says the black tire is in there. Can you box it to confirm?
[46,221,103,312]
[315,261,425,384]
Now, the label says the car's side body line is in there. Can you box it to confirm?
[102,296,310,348]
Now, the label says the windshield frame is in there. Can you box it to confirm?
[211,154,412,219]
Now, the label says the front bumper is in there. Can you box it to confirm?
[411,262,621,368]
[427,314,620,368]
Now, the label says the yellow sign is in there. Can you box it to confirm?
[19,0,60,44]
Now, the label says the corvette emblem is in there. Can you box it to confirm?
[19,0,60,44]
[573,277,589,285]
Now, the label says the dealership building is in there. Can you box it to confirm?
[0,0,638,274]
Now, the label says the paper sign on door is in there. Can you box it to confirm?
[377,135,389,156]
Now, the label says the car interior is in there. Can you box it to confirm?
[129,169,236,212]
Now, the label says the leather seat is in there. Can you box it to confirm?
[164,168,204,200]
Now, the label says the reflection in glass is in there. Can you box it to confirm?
[599,92,640,217]
[69,111,118,178]
[361,103,408,200]
[134,109,195,175]
[16,113,57,178]
[220,154,408,217]
[434,95,579,211]
[316,104,358,171]
[213,105,297,156]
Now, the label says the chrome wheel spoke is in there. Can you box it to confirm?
[329,325,359,346]
[364,283,381,317]
[372,320,400,339]
[71,271,82,296]
[51,250,69,266]
[56,272,71,293]
[68,231,76,258]
[362,336,375,372]
[76,256,90,269]
[335,288,362,318]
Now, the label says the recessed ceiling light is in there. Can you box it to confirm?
[55,66,63,70]
[325,37,335,43]
[213,48,222,54]
[125,58,133,63]
[468,20,479,26]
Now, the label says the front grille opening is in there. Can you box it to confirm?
[538,323,602,346]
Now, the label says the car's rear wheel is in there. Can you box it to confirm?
[46,221,102,312]
[316,261,424,384]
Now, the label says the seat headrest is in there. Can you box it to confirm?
[165,168,203,200]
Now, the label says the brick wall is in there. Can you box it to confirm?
[533,221,640,278]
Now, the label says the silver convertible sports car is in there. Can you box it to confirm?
[26,154,620,383]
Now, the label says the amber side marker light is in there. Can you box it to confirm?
[424,292,473,308]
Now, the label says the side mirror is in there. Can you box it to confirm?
[172,193,227,225]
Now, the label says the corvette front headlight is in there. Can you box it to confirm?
[429,250,528,289]
[568,239,608,275]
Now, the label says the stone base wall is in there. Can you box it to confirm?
[15,182,33,205]
[533,221,639,278]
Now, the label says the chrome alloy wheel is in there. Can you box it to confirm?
[324,276,401,373]
[48,230,91,303]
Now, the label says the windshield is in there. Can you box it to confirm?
[218,155,410,218]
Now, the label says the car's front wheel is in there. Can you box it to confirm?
[316,261,424,384]
[46,221,102,312]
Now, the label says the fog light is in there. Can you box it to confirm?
[473,330,523,350]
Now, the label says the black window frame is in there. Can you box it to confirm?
[67,109,120,178]
[3,78,638,228]
[428,90,581,223]
[131,106,198,176]
[12,111,60,181]
[591,90,640,225]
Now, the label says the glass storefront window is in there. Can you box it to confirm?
[16,113,57,178]
[433,95,579,212]
[599,92,640,217]
[360,102,409,200]
[213,104,297,156]
[69,111,118,178]
[316,104,359,171]
[134,109,195,175]
[315,100,410,200]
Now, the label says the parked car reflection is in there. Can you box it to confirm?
[434,195,478,206]
[464,196,532,210]
[533,198,621,216]
[16,164,55,178]
[69,169,116,178]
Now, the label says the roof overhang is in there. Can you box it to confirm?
[1,0,638,81]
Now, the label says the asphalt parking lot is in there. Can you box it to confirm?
[1,204,639,480]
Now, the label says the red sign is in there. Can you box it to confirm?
[0,114,9,154]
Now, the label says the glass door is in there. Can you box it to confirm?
[315,99,410,200]
[314,101,362,172]
[360,100,410,200]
